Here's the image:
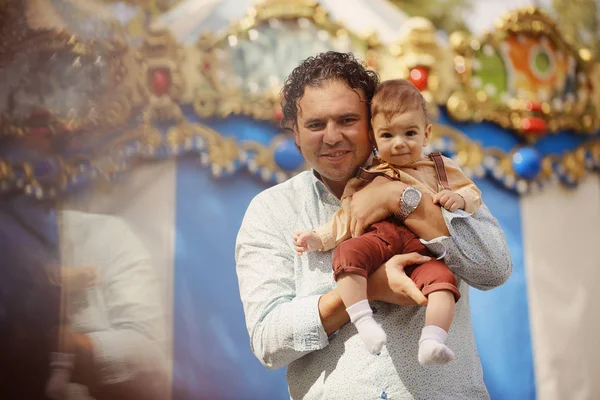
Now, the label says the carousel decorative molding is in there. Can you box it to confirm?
[446,7,597,140]
[0,1,598,200]
[136,25,186,123]
[377,16,459,116]
[0,29,132,138]
[191,0,381,121]
[430,124,600,194]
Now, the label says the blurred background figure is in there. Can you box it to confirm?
[49,208,168,400]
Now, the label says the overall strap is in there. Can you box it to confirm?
[355,167,392,182]
[428,152,451,191]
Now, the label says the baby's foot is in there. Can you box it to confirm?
[418,325,455,366]
[347,300,387,354]
[355,315,387,354]
[418,340,455,366]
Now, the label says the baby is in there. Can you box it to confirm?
[293,79,482,365]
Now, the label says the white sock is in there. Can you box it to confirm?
[45,352,75,400]
[418,325,455,366]
[346,300,387,354]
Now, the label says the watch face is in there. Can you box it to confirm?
[404,188,421,207]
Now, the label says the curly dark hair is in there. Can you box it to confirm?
[280,51,380,129]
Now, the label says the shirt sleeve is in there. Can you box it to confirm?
[442,156,482,215]
[420,203,512,291]
[86,216,168,388]
[235,194,329,370]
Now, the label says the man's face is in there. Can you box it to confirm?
[294,80,372,192]
[372,109,430,167]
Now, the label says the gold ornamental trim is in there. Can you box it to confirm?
[446,7,597,140]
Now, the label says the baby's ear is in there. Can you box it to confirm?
[423,124,432,146]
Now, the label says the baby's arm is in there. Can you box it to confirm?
[292,206,352,255]
[292,179,361,255]
[432,190,465,212]
[293,231,324,255]
[436,156,482,214]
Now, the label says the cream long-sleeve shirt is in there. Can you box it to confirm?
[235,170,511,399]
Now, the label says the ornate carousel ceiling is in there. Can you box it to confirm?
[0,0,598,200]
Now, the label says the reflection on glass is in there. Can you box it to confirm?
[45,210,169,400]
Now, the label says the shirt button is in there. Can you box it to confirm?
[372,307,378,314]
[380,391,387,399]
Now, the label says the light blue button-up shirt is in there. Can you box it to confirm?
[236,171,512,399]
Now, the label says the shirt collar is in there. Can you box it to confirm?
[309,152,375,205]
[309,170,338,205]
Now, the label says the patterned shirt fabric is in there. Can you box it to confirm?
[315,154,483,250]
[235,170,512,400]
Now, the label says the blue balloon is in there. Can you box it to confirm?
[274,138,305,171]
[512,147,542,179]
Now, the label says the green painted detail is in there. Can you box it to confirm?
[472,48,507,103]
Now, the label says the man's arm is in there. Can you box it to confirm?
[348,177,448,240]
[349,178,512,290]
[236,195,331,369]
[422,204,512,290]
[236,195,431,368]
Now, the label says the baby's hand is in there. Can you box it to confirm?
[433,190,465,212]
[293,231,323,255]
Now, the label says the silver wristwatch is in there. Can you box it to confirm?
[395,185,422,221]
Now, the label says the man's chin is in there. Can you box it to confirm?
[319,169,354,184]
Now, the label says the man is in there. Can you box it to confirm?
[236,51,511,399]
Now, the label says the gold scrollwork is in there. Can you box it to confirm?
[381,17,458,110]
[137,25,186,123]
[192,0,382,121]
[446,7,597,139]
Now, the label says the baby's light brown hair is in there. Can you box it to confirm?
[369,79,430,146]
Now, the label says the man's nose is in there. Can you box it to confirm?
[323,122,343,145]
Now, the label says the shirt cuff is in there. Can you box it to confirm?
[291,294,329,352]
[320,232,335,251]
[419,208,470,259]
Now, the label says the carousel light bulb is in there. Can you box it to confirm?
[248,29,259,41]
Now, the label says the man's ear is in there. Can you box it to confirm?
[423,124,432,147]
[293,125,300,148]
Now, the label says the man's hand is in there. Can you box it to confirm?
[367,253,429,306]
[433,190,465,212]
[348,176,406,237]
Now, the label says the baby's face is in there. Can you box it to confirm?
[372,109,431,167]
